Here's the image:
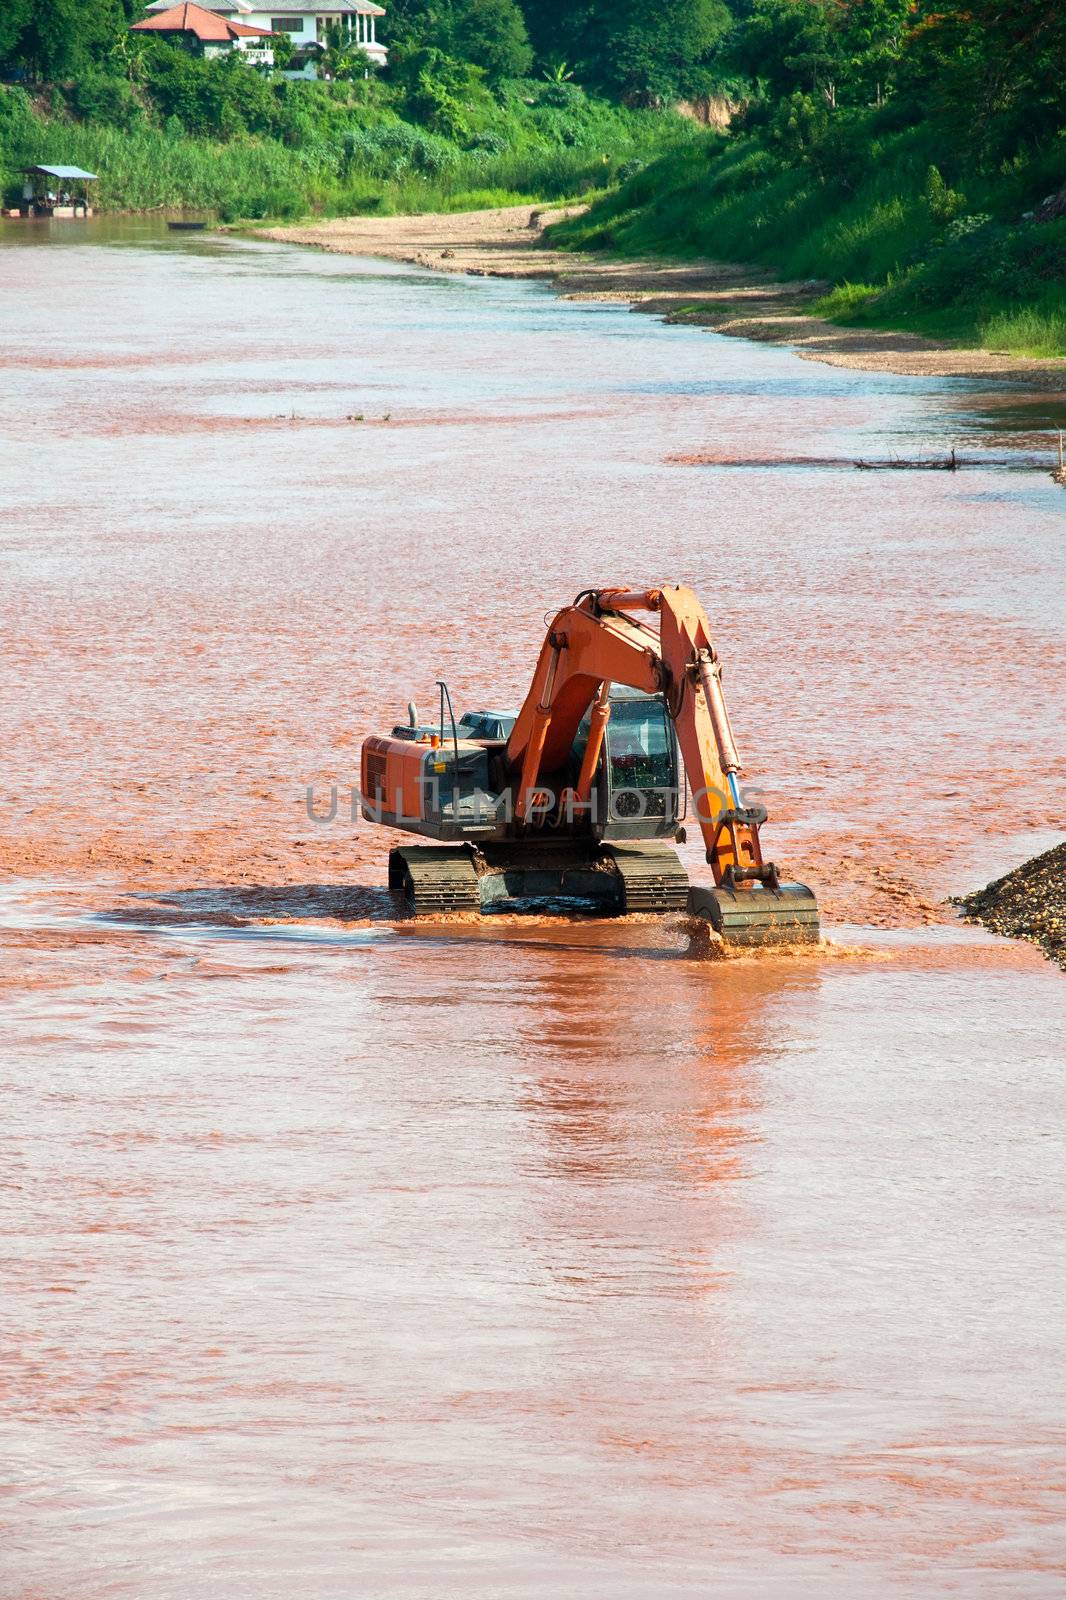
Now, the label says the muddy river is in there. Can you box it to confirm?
[1,219,1063,1597]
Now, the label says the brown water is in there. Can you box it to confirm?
[1,219,1064,1598]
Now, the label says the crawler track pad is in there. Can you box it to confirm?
[688,882,820,947]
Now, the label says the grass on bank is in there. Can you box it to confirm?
[12,117,618,216]
[978,305,1066,359]
[551,118,1066,357]
[810,284,1066,359]
[0,81,694,221]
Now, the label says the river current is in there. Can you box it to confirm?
[1,219,1063,1598]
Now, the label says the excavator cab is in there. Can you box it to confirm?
[574,687,681,842]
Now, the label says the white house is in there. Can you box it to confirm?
[142,0,387,74]
[132,2,277,65]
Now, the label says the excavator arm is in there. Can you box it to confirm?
[505,585,818,940]
[507,586,760,883]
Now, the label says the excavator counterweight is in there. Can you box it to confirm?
[361,586,819,947]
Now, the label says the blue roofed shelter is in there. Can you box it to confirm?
[20,165,98,218]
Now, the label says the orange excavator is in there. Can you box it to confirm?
[360,585,818,945]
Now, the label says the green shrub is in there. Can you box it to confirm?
[538,80,583,111]
[810,281,879,317]
[342,121,460,180]
[140,41,282,139]
[0,84,36,149]
[65,70,143,131]
[767,92,828,162]
[551,116,1066,354]
[978,304,1066,357]
[219,181,304,222]
[923,164,966,226]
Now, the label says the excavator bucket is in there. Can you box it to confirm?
[687,882,820,948]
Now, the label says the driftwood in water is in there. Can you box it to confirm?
[669,442,1061,475]
[854,450,963,471]
[857,434,1066,481]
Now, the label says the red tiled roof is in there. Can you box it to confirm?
[131,3,273,40]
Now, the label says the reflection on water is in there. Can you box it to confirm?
[1,222,1064,1599]
[2,877,1061,1598]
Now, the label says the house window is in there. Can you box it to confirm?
[270,16,306,32]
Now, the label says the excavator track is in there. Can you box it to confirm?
[601,842,690,913]
[390,841,692,917]
[389,845,480,914]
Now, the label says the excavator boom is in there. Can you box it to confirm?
[502,585,818,943]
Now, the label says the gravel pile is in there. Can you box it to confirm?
[953,841,1066,969]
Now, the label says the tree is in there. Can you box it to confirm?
[604,0,733,102]
[514,0,576,67]
[839,0,910,105]
[520,0,732,101]
[767,87,828,158]
[2,0,128,80]
[385,0,532,85]
[322,23,378,79]
[447,0,532,82]
[139,38,281,138]
[728,0,845,107]
[901,0,1066,152]
[0,0,33,73]
[385,40,506,136]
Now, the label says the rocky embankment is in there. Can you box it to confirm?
[954,842,1066,969]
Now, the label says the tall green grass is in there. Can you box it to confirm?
[809,281,879,317]
[977,303,1066,358]
[552,121,1066,356]
[554,127,945,282]
[9,120,313,214]
[0,83,690,220]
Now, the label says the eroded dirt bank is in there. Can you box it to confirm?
[261,204,1066,382]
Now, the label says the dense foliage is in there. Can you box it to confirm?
[386,0,534,85]
[0,0,740,112]
[553,0,1066,354]
[521,0,733,104]
[0,0,1063,350]
[0,0,697,216]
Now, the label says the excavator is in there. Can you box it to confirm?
[360,585,819,946]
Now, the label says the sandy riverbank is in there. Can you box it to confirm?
[260,204,1066,383]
